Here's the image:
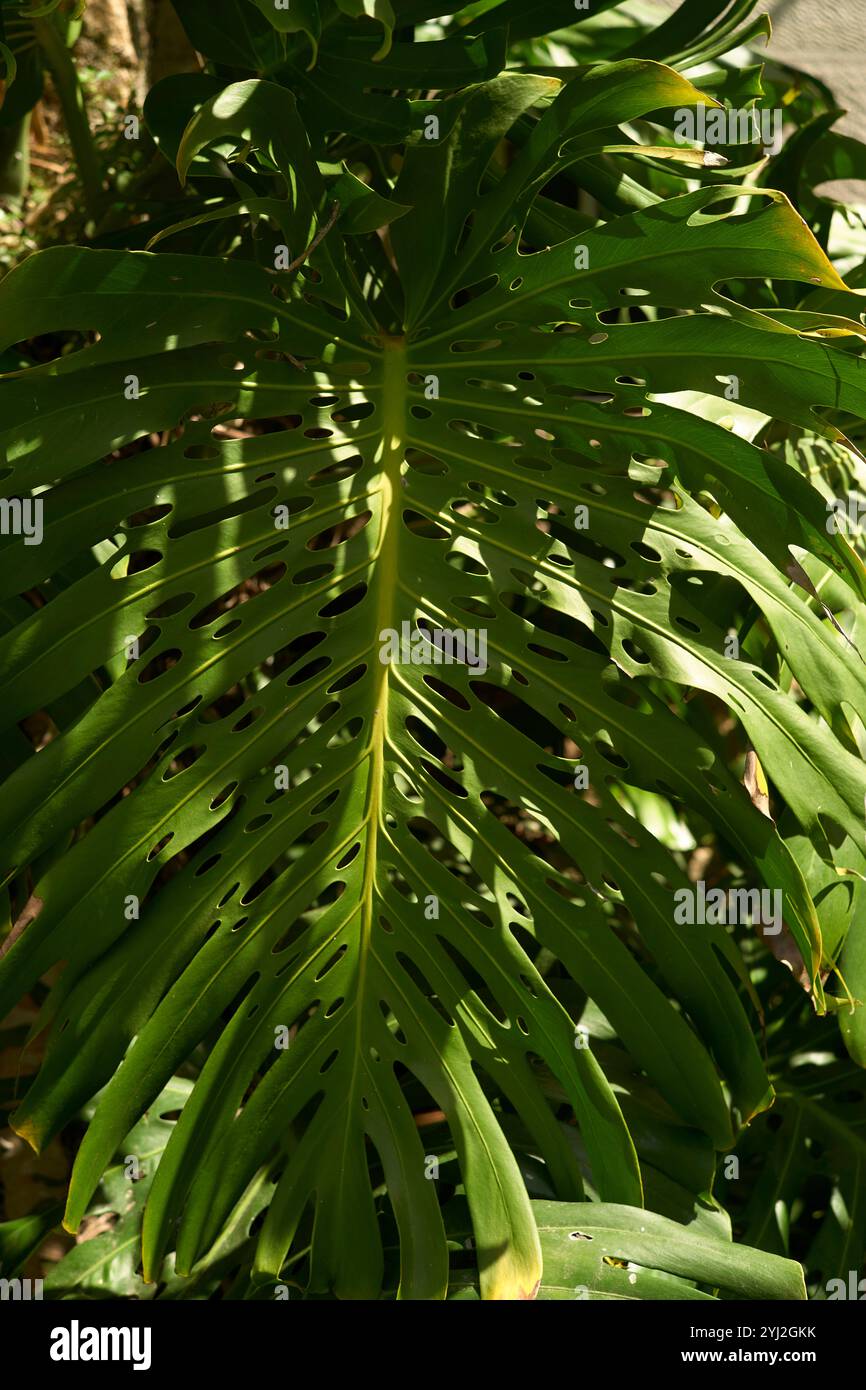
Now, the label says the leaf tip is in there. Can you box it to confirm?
[9,1114,41,1154]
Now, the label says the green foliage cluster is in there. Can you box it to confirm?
[2,0,866,1302]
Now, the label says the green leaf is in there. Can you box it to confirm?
[42,1075,273,1298]
[532,1201,807,1300]
[0,1203,64,1277]
[45,1078,192,1298]
[391,61,721,326]
[1,57,864,1301]
[329,167,411,233]
[333,0,395,61]
[731,1045,866,1293]
[171,0,285,69]
[248,0,320,66]
[143,74,228,172]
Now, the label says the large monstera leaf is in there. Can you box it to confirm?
[2,67,866,1301]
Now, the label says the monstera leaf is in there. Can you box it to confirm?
[39,1075,275,1299]
[722,988,866,1297]
[1,62,866,1301]
[529,1201,807,1301]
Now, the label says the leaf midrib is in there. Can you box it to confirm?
[335,336,407,1204]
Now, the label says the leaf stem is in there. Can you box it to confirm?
[33,14,102,220]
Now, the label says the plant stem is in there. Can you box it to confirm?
[0,113,31,198]
[33,15,102,220]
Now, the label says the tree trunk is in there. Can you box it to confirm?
[81,0,144,108]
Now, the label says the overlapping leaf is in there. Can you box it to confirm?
[530,1201,806,1301]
